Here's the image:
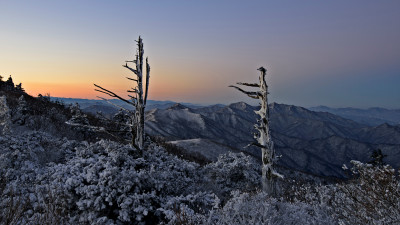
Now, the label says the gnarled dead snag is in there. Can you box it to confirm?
[94,36,150,152]
[230,67,282,195]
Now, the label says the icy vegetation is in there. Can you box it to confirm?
[1,82,399,224]
[0,131,249,224]
[1,124,399,224]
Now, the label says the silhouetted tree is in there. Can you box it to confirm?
[0,76,4,89]
[230,67,282,195]
[37,93,51,102]
[94,36,151,152]
[15,83,25,93]
[5,76,14,91]
[369,149,387,167]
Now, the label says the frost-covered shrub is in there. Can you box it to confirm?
[159,192,219,225]
[203,152,261,201]
[112,109,132,140]
[0,132,220,224]
[43,140,217,224]
[0,95,11,134]
[0,132,80,224]
[333,161,400,224]
[67,103,89,126]
[12,95,29,125]
[209,191,334,225]
[0,182,26,225]
[291,161,400,224]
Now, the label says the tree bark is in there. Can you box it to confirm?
[230,67,282,195]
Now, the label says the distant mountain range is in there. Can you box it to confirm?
[52,97,203,117]
[309,106,400,126]
[145,102,400,178]
[55,97,400,127]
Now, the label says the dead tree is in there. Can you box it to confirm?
[230,67,282,195]
[94,36,150,152]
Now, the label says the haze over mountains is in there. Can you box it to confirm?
[310,106,400,126]
[53,98,202,117]
[54,97,400,178]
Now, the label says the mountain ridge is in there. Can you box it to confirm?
[145,102,400,178]
[309,105,400,126]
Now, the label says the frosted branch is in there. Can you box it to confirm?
[123,63,139,76]
[237,82,259,87]
[94,84,132,105]
[126,77,138,82]
[229,85,259,99]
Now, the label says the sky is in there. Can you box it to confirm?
[1,0,399,108]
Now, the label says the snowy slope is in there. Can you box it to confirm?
[169,138,239,161]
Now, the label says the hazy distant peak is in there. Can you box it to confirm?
[270,103,302,112]
[312,105,330,110]
[376,123,392,128]
[228,102,252,110]
[209,104,225,108]
[367,107,388,112]
[167,103,189,110]
[269,102,277,108]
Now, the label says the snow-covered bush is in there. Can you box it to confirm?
[12,95,29,125]
[333,161,400,224]
[112,109,132,141]
[203,152,261,201]
[50,140,219,224]
[0,132,79,224]
[291,161,400,224]
[0,95,11,134]
[159,192,219,225]
[67,103,89,126]
[0,131,219,224]
[208,191,334,225]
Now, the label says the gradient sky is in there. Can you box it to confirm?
[1,0,399,108]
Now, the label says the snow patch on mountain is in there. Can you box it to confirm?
[169,138,237,161]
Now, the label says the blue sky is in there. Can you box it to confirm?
[1,0,399,108]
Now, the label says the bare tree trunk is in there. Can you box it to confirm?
[230,67,282,195]
[256,67,277,195]
[94,36,150,153]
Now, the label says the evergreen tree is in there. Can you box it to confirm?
[15,83,25,93]
[369,149,387,167]
[5,76,14,91]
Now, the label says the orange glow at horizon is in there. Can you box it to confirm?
[20,71,227,103]
[20,70,209,101]
[23,82,99,99]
